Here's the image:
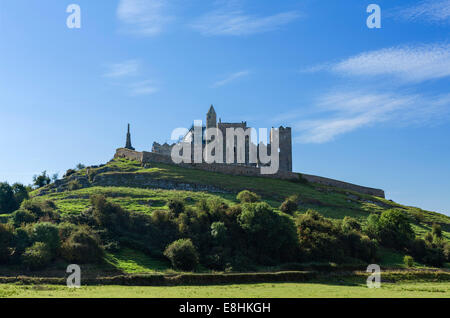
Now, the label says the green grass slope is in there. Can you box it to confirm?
[33,157,450,234]
[23,157,449,273]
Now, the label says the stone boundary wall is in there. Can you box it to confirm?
[114,148,385,197]
[301,173,385,198]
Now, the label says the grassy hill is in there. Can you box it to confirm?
[33,157,450,235]
[2,157,448,274]
[0,158,450,276]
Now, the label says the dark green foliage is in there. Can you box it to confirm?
[211,222,227,243]
[444,244,450,262]
[12,228,31,256]
[297,210,378,263]
[238,202,299,264]
[61,227,103,263]
[167,199,185,217]
[11,209,35,227]
[11,183,29,206]
[341,216,362,233]
[20,199,59,222]
[67,180,82,191]
[365,209,414,250]
[76,163,86,170]
[164,238,199,271]
[0,182,18,214]
[404,255,414,267]
[236,190,261,203]
[279,195,299,215]
[64,169,76,178]
[21,242,52,270]
[33,171,51,188]
[91,195,128,231]
[432,223,442,239]
[31,222,60,253]
[58,222,77,241]
[0,223,14,263]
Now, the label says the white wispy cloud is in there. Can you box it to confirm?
[307,43,450,83]
[212,70,250,87]
[128,80,159,96]
[290,91,450,143]
[103,60,141,78]
[191,9,299,36]
[117,0,173,36]
[394,0,450,23]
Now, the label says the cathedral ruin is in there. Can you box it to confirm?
[116,105,385,197]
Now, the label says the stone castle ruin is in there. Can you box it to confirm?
[115,105,385,198]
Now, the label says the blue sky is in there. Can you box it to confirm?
[0,0,449,215]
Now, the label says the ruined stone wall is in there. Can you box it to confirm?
[114,148,385,197]
[152,142,175,157]
[301,173,385,198]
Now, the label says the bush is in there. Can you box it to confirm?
[13,228,30,256]
[11,183,29,207]
[341,216,362,233]
[31,222,60,253]
[444,244,450,262]
[20,199,59,222]
[236,190,261,203]
[279,195,298,215]
[11,209,36,227]
[67,180,82,191]
[211,222,227,243]
[91,195,129,231]
[164,238,199,271]
[0,223,14,263]
[239,202,298,263]
[22,242,52,270]
[61,227,103,263]
[64,169,76,178]
[167,199,185,217]
[404,255,414,267]
[58,222,78,241]
[367,209,414,250]
[33,171,51,188]
[297,210,378,263]
[0,182,18,214]
[432,223,442,239]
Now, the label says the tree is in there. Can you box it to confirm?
[376,209,415,250]
[0,182,18,213]
[164,239,199,271]
[238,202,298,263]
[33,171,51,188]
[76,163,86,170]
[31,222,61,254]
[11,183,29,206]
[167,199,185,217]
[341,216,362,233]
[51,173,59,183]
[22,242,52,270]
[279,195,298,215]
[236,190,261,203]
[61,227,103,263]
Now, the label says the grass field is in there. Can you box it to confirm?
[1,281,449,298]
